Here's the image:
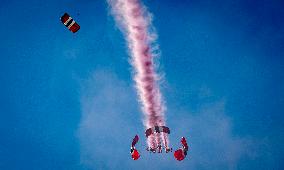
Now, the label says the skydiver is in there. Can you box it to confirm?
[147,147,156,153]
[157,144,162,153]
[165,147,172,153]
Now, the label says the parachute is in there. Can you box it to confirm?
[130,135,140,160]
[131,135,139,147]
[130,134,188,160]
[174,137,189,161]
[60,13,80,33]
[131,149,140,160]
[145,126,170,138]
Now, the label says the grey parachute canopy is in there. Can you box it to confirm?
[145,126,170,138]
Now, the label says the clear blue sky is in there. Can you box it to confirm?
[0,0,283,169]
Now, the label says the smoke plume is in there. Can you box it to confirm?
[107,0,169,148]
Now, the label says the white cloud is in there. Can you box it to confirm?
[171,102,243,169]
[78,70,146,169]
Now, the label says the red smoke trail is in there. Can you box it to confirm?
[108,0,169,148]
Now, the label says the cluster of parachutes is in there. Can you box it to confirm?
[130,126,189,161]
[59,12,189,162]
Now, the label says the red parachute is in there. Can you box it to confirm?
[130,135,140,160]
[174,137,189,161]
[131,149,140,160]
[60,13,80,33]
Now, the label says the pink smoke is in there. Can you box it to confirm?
[108,0,169,148]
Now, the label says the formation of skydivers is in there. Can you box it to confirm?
[130,126,189,161]
[60,13,189,161]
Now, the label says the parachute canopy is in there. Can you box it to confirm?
[174,149,185,161]
[60,13,80,33]
[174,137,189,161]
[130,135,140,160]
[131,135,139,147]
[145,126,170,138]
[131,149,140,160]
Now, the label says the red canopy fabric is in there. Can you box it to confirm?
[60,13,80,33]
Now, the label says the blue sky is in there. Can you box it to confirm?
[0,0,283,169]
